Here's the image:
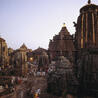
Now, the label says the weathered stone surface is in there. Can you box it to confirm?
[47,56,78,96]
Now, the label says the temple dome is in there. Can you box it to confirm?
[0,37,5,42]
[80,1,98,13]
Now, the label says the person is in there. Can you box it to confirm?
[34,93,38,98]
[5,84,8,89]
[36,88,41,95]
[21,91,23,98]
[27,88,30,96]
[32,93,34,98]
[31,89,34,98]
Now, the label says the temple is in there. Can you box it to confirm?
[0,0,98,97]
[47,0,98,97]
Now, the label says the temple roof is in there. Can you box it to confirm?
[20,43,27,50]
[59,25,70,36]
[33,47,47,55]
[8,47,14,51]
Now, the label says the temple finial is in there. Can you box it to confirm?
[88,0,91,4]
[63,23,66,27]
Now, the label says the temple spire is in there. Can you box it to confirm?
[88,0,91,4]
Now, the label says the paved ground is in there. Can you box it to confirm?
[0,75,61,98]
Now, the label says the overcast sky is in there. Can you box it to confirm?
[0,0,98,50]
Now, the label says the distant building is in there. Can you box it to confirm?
[8,48,14,66]
[0,37,9,68]
[11,44,28,76]
[27,47,49,70]
[38,51,49,70]
[27,47,47,63]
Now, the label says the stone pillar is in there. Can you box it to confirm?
[92,13,95,45]
[81,14,84,48]
[85,13,88,43]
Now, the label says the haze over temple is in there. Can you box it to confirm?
[0,0,98,98]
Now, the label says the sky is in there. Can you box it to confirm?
[0,0,98,50]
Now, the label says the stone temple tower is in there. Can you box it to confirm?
[75,0,98,49]
[75,1,98,97]
[48,23,75,62]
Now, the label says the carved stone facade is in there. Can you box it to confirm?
[76,49,98,97]
[48,25,75,62]
[47,56,79,96]
[75,2,98,50]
